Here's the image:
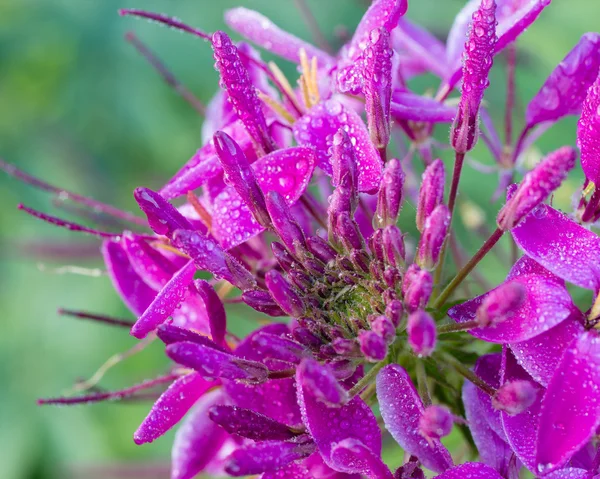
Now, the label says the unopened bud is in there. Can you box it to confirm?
[416,159,445,232]
[476,281,527,327]
[417,204,450,270]
[266,191,307,257]
[385,299,404,327]
[299,358,348,406]
[307,235,337,263]
[370,315,396,343]
[402,265,433,313]
[382,224,406,268]
[419,405,454,440]
[335,212,365,251]
[375,158,405,227]
[492,380,538,415]
[358,330,388,362]
[407,311,436,357]
[265,270,305,317]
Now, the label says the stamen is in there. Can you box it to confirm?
[38,373,177,405]
[299,74,312,110]
[268,61,304,114]
[216,281,235,300]
[58,308,134,328]
[150,241,191,258]
[186,191,212,230]
[0,158,147,227]
[298,49,319,108]
[18,204,122,239]
[119,9,211,40]
[310,56,320,103]
[583,181,596,197]
[258,92,296,124]
[70,334,156,393]
[125,32,206,115]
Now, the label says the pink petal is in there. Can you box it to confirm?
[445,0,481,73]
[212,147,315,249]
[495,0,552,53]
[472,354,505,438]
[392,19,448,78]
[330,439,393,479]
[102,240,156,316]
[171,389,229,479]
[391,91,456,123]
[448,256,574,342]
[260,462,313,479]
[511,204,600,290]
[376,364,453,473]
[224,8,335,68]
[194,280,227,346]
[543,468,590,479]
[536,331,600,475]
[293,100,382,193]
[509,312,585,387]
[134,372,216,444]
[527,33,600,129]
[500,348,543,473]
[131,260,197,339]
[122,232,174,290]
[433,462,505,479]
[297,367,381,470]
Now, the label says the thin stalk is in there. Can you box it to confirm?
[348,360,387,398]
[294,0,334,53]
[58,308,134,328]
[416,360,431,406]
[504,44,517,146]
[437,320,479,335]
[443,354,496,397]
[433,227,504,309]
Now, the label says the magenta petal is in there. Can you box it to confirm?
[171,389,229,479]
[102,240,156,316]
[122,232,174,290]
[297,365,381,470]
[293,100,382,193]
[543,468,590,479]
[376,364,453,473]
[392,19,448,78]
[509,312,585,387]
[212,146,316,249]
[448,256,574,343]
[224,8,334,68]
[260,462,313,479]
[131,260,197,339]
[390,91,456,123]
[134,372,215,444]
[472,354,505,438]
[433,462,504,479]
[578,59,600,186]
[511,204,600,290]
[536,331,600,474]
[160,121,255,200]
[445,0,480,73]
[330,439,393,479]
[526,33,600,129]
[134,188,193,237]
[500,349,543,473]
[495,0,552,53]
[208,405,298,441]
[194,280,227,347]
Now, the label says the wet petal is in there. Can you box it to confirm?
[131,260,197,339]
[392,19,448,78]
[171,389,229,479]
[536,331,600,474]
[448,256,574,342]
[376,364,453,473]
[293,99,382,193]
[194,280,227,346]
[495,0,552,53]
[122,232,174,290]
[390,91,456,123]
[543,468,590,479]
[330,438,393,479]
[134,187,193,237]
[102,240,156,316]
[511,204,600,290]
[209,405,298,441]
[298,359,348,407]
[260,462,313,479]
[134,372,216,444]
[433,462,504,479]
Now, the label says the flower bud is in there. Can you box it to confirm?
[265,270,305,317]
[299,358,348,406]
[370,315,396,344]
[475,281,526,327]
[214,130,270,227]
[271,241,295,272]
[375,158,405,227]
[334,212,365,251]
[419,405,454,440]
[416,159,445,232]
[497,146,577,230]
[242,290,286,317]
[382,224,406,268]
[450,0,497,153]
[265,191,307,257]
[417,204,450,270]
[306,235,337,263]
[292,326,323,349]
[492,380,538,415]
[385,299,404,327]
[363,28,393,149]
[331,129,359,208]
[402,265,433,313]
[358,330,388,362]
[332,338,360,356]
[407,311,436,357]
[369,228,385,262]
[212,31,274,155]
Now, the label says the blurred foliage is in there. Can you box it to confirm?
[1,0,599,478]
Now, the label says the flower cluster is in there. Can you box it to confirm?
[6,0,600,478]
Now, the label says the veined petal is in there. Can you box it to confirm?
[578,57,600,185]
[102,240,156,316]
[171,389,229,479]
[500,348,543,473]
[448,256,574,342]
[212,147,316,249]
[297,365,382,470]
[330,439,393,479]
[131,260,197,339]
[511,205,600,290]
[527,33,600,129]
[122,232,175,290]
[509,312,585,387]
[542,468,590,479]
[209,405,298,441]
[194,280,227,347]
[224,7,334,68]
[134,372,216,444]
[293,99,382,193]
[376,364,453,473]
[433,462,504,479]
[536,331,600,475]
[134,187,193,238]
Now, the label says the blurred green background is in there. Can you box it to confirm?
[1,0,598,478]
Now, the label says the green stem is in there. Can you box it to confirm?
[444,354,496,397]
[433,227,504,309]
[348,360,387,398]
[437,320,479,335]
[416,360,431,406]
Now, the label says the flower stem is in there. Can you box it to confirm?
[443,354,496,397]
[433,227,504,309]
[437,320,479,334]
[416,360,431,406]
[348,360,387,398]
[504,44,517,146]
